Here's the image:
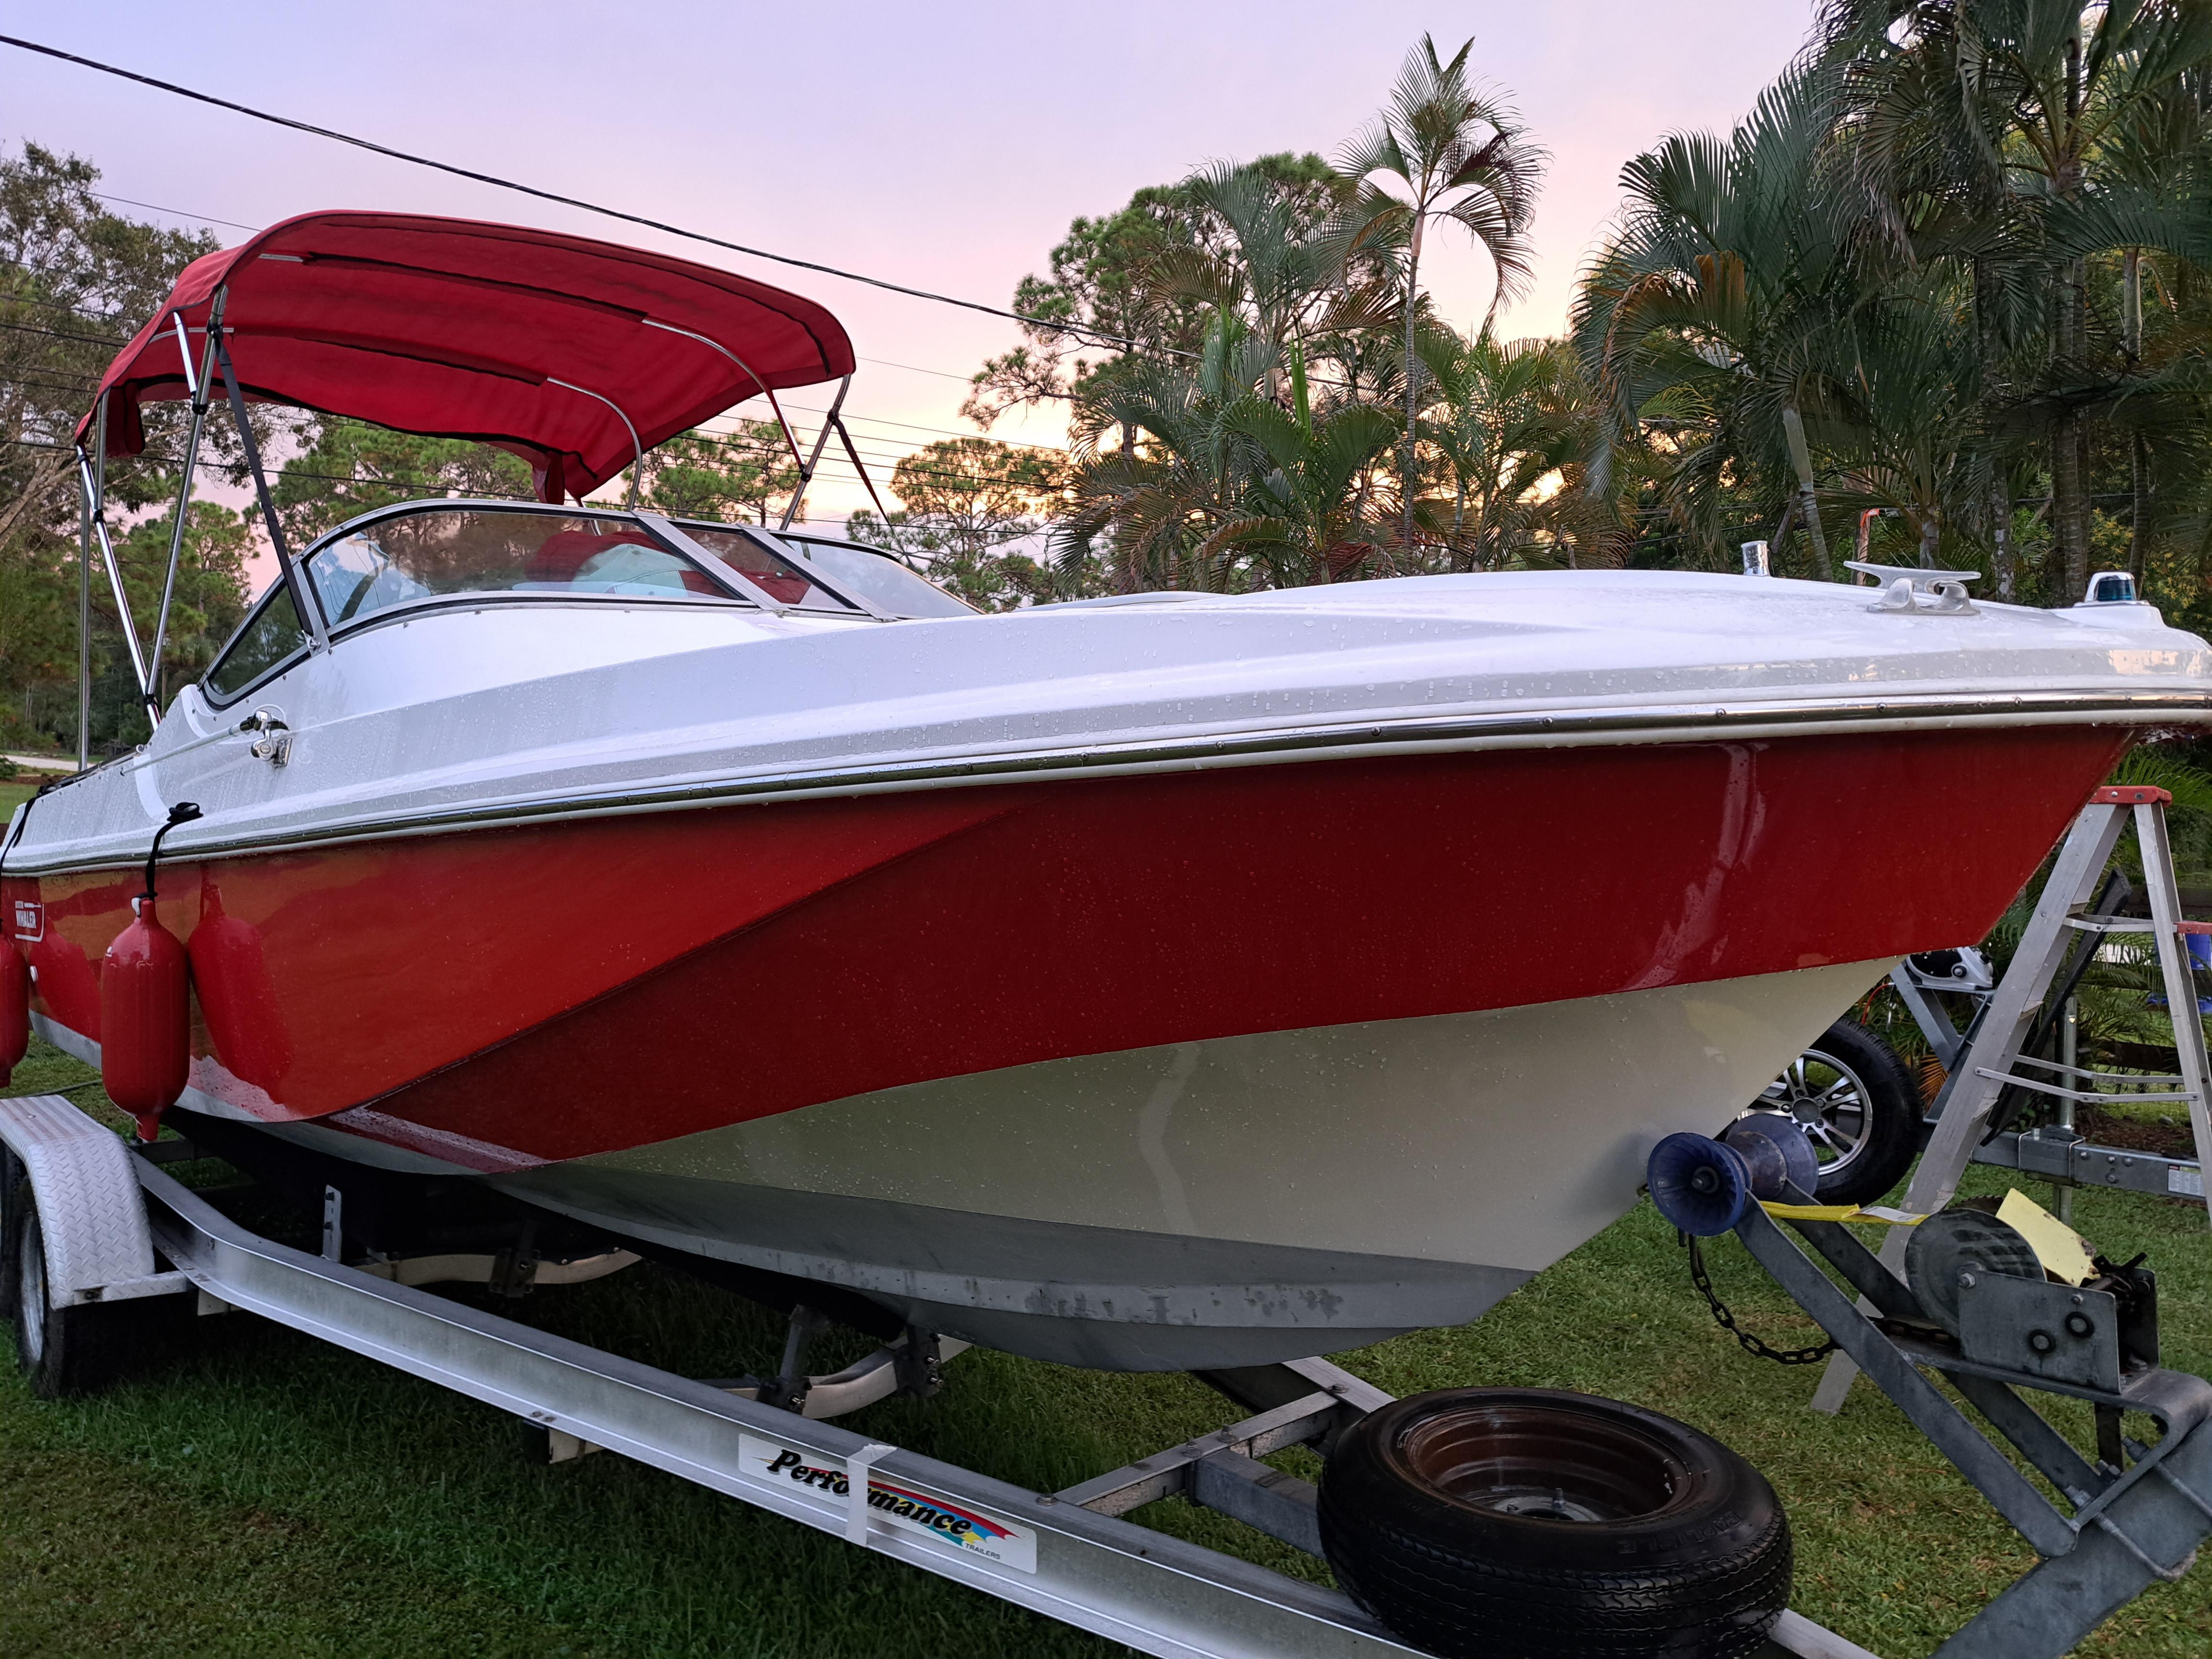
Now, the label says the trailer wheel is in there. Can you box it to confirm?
[1319,1388,1789,1659]
[1743,1019,1920,1206]
[8,1183,134,1398]
[0,1146,22,1313]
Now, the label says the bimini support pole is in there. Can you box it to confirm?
[779,375,850,532]
[74,423,159,730]
[75,410,94,771]
[545,378,643,508]
[634,319,818,525]
[210,318,327,654]
[148,297,224,717]
[832,409,896,533]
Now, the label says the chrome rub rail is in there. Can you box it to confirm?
[11,686,2211,873]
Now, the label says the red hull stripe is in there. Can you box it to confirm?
[6,728,2125,1162]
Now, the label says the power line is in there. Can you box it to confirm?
[0,315,123,348]
[0,343,1065,488]
[7,243,1007,397]
[0,33,1175,358]
[0,284,132,328]
[722,402,1069,454]
[0,384,1055,500]
[0,312,1059,452]
[634,420,1062,485]
[2,206,1082,465]
[89,189,258,232]
[687,420,1065,473]
[680,396,1070,454]
[862,356,978,384]
[0,253,188,328]
[0,262,1074,457]
[7,374,99,399]
[8,432,532,498]
[250,403,1061,483]
[8,430,1060,509]
[0,300,1074,462]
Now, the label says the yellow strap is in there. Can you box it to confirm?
[1760,1202,1925,1226]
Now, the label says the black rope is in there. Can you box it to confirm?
[0,782,37,873]
[1683,1232,1837,1367]
[140,800,201,904]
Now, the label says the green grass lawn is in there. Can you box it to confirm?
[4,1032,2209,1658]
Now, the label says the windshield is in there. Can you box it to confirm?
[305,509,727,629]
[670,524,860,612]
[772,534,976,618]
[205,583,308,701]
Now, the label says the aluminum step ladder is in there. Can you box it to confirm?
[1814,783,2212,1425]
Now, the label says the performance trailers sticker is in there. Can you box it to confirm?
[740,1435,1038,1571]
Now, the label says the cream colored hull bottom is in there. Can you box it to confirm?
[496,959,1891,1369]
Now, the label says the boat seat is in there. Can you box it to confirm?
[525,530,720,596]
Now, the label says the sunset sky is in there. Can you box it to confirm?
[6,1,1814,525]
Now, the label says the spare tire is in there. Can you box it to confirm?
[1318,1388,1789,1659]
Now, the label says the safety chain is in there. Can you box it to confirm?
[1683,1233,1837,1367]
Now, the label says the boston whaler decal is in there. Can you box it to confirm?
[740,1435,1037,1571]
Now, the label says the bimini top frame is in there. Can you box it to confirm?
[69,210,896,759]
[77,210,856,502]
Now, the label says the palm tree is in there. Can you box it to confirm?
[1055,318,1402,591]
[1206,343,1402,585]
[1415,330,1604,570]
[1142,160,1396,403]
[1335,35,1545,554]
[1817,290,1990,569]
[1575,65,1862,573]
[1048,155,1406,593]
[1056,316,1284,591]
[1818,0,2212,600]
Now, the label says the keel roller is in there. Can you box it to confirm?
[1649,1116,1819,1238]
[1724,1115,1822,1198]
[1648,1133,1755,1236]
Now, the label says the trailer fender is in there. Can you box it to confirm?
[0,1093,178,1307]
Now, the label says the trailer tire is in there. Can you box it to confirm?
[1319,1388,1789,1659]
[0,1145,23,1314]
[8,1181,136,1398]
[1745,1019,1921,1206]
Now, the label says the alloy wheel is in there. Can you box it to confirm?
[1754,1046,1874,1181]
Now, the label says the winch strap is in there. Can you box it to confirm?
[1762,1202,1925,1226]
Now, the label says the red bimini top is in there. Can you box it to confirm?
[76,210,855,503]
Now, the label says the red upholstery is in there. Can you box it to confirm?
[523,530,719,595]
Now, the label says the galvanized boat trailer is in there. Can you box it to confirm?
[1729,1196,2212,1659]
[1725,783,2212,1653]
[16,788,2212,1659]
[0,1088,1873,1659]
